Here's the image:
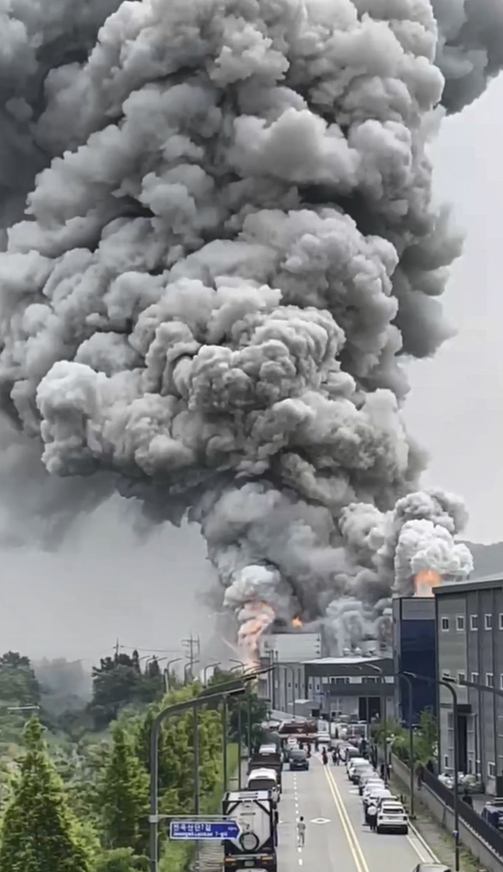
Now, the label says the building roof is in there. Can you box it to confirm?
[301,655,389,666]
[434,574,503,596]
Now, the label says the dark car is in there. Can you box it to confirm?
[289,749,309,771]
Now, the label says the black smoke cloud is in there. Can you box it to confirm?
[0,0,497,653]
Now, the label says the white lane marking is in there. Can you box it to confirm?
[298,859,303,866]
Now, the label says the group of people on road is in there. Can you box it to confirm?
[319,745,340,766]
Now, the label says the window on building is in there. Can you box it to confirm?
[467,759,473,775]
[456,615,465,631]
[458,672,466,685]
[485,614,493,630]
[472,672,479,684]
[488,762,496,777]
[487,673,494,688]
[335,677,350,685]
[441,617,450,631]
[444,755,449,768]
[500,614,503,630]
[500,674,503,691]
[470,615,478,631]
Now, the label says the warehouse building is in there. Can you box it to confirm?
[259,647,394,721]
[435,574,503,794]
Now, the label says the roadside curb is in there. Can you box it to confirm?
[409,818,441,863]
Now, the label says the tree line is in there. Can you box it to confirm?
[0,651,266,872]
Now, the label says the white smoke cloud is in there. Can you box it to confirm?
[0,0,498,653]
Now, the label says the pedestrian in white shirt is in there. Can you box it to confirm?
[367,802,377,832]
[297,816,306,847]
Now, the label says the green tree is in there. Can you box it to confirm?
[97,724,148,856]
[415,709,437,765]
[0,717,90,872]
[0,651,41,706]
[92,847,147,872]
[89,654,164,728]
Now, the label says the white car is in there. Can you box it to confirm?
[363,787,392,809]
[362,780,385,802]
[376,801,408,834]
[357,769,378,793]
[359,770,380,788]
[348,760,370,783]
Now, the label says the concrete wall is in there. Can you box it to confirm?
[392,754,503,872]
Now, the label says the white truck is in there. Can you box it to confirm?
[222,790,277,872]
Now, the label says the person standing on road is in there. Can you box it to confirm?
[367,802,378,832]
[297,816,306,847]
[322,747,328,765]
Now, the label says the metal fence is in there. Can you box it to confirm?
[422,768,503,859]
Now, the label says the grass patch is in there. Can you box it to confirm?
[159,743,239,872]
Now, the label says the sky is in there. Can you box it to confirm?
[0,69,501,664]
[404,73,503,547]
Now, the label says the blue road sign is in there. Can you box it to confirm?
[169,820,240,840]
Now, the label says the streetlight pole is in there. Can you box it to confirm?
[222,696,228,793]
[203,661,221,685]
[357,663,387,783]
[398,672,415,818]
[149,685,246,872]
[148,666,274,872]
[165,657,182,692]
[405,671,460,872]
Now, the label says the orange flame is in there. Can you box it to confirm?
[292,616,303,628]
[414,568,441,597]
[238,601,275,670]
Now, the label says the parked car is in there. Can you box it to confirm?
[363,787,392,810]
[412,866,451,872]
[289,748,309,771]
[348,760,372,784]
[376,801,408,834]
[481,798,503,829]
[357,769,379,794]
[342,746,362,764]
[361,779,385,801]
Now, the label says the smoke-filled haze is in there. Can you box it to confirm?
[0,0,501,658]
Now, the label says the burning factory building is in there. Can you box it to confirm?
[0,0,494,662]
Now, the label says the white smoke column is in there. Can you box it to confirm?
[0,0,499,650]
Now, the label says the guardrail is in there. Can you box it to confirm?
[391,754,503,872]
[422,768,503,859]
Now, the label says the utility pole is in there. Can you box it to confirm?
[114,638,120,662]
[182,633,199,683]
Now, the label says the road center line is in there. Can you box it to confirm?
[324,765,370,872]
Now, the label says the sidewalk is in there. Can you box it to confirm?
[390,774,483,872]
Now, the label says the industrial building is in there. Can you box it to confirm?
[392,596,437,726]
[434,574,503,794]
[258,640,394,721]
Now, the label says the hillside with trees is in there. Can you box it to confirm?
[0,651,266,872]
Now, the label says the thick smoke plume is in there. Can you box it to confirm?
[0,0,495,655]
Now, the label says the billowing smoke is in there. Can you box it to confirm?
[0,0,497,655]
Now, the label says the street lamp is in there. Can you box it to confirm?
[165,657,182,692]
[229,658,246,672]
[356,662,388,783]
[148,666,273,872]
[397,671,415,817]
[405,671,460,872]
[203,661,221,685]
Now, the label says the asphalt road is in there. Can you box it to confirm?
[278,754,440,872]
